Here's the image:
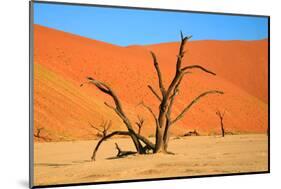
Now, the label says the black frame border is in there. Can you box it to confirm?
[29,0,270,188]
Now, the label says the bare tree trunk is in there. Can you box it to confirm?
[216,110,225,137]
[82,78,150,155]
[154,126,166,153]
[163,125,170,151]
[149,32,223,153]
[221,120,225,137]
[84,32,224,160]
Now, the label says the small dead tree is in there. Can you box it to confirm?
[34,127,43,138]
[34,127,49,141]
[89,120,112,138]
[81,32,223,160]
[115,143,136,158]
[183,129,200,137]
[216,110,226,137]
[135,115,144,135]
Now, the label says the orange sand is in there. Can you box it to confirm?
[34,24,268,141]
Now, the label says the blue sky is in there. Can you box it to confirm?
[34,2,268,46]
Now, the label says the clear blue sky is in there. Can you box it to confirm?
[34,2,268,46]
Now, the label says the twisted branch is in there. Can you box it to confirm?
[91,131,131,161]
[171,90,224,125]
[150,52,166,96]
[181,65,216,75]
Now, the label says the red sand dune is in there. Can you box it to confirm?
[33,24,268,141]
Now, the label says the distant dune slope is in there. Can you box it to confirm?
[34,24,268,141]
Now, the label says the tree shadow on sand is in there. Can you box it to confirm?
[35,163,72,167]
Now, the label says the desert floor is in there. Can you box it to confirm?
[33,134,268,186]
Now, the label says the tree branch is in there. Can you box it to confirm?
[148,85,162,101]
[176,33,192,71]
[135,133,155,150]
[138,101,160,131]
[165,34,191,98]
[163,73,184,144]
[104,102,127,121]
[181,65,216,75]
[166,74,184,120]
[138,101,157,122]
[115,143,136,158]
[89,122,103,133]
[171,90,224,125]
[135,115,144,135]
[104,102,115,110]
[85,77,146,154]
[150,52,166,95]
[91,131,132,161]
[86,77,136,133]
[91,130,155,161]
[34,128,50,141]
[216,109,226,119]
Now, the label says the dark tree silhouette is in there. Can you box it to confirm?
[89,120,112,138]
[115,143,136,158]
[34,127,43,138]
[135,115,144,135]
[216,110,226,137]
[81,32,224,160]
[34,127,50,141]
[183,129,200,137]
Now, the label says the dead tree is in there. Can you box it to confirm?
[81,32,223,160]
[135,115,144,135]
[146,32,223,153]
[34,127,49,141]
[81,80,155,160]
[216,110,226,137]
[89,120,112,138]
[183,129,200,137]
[34,127,43,138]
[115,143,136,158]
